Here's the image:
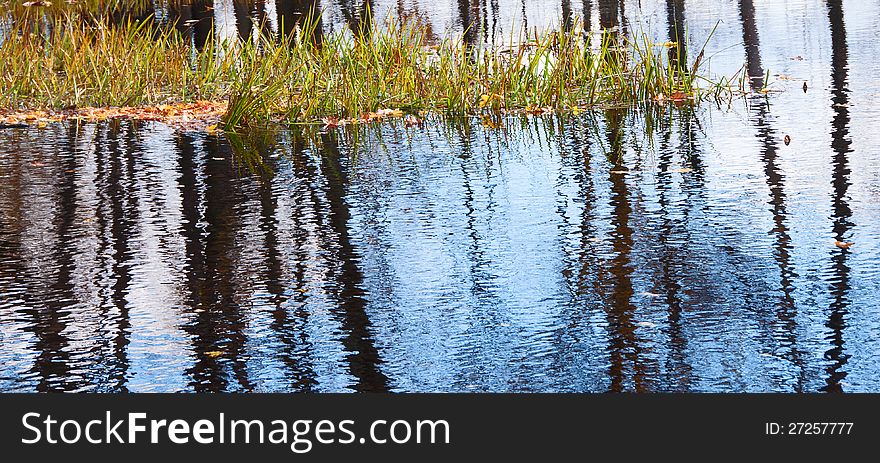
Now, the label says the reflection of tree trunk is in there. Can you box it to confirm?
[177,133,222,392]
[738,0,764,87]
[104,124,139,392]
[457,0,479,46]
[602,109,647,392]
[25,131,80,392]
[177,134,252,392]
[456,130,494,300]
[582,0,592,31]
[823,0,852,393]
[277,0,324,44]
[597,0,618,29]
[561,0,573,31]
[262,142,318,391]
[653,123,693,391]
[318,134,390,392]
[233,0,255,41]
[338,0,372,37]
[665,0,686,70]
[190,1,215,50]
[737,0,804,390]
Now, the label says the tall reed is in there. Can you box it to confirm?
[0,8,729,129]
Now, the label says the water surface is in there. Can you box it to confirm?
[1,0,879,392]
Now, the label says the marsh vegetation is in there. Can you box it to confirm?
[1,1,733,130]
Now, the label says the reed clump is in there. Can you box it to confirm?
[0,9,727,130]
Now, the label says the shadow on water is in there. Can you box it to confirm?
[593,1,650,392]
[602,107,650,392]
[823,0,853,393]
[738,0,806,391]
[177,132,253,392]
[316,133,390,392]
[2,0,880,392]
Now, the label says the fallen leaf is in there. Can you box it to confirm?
[665,167,692,173]
[23,1,52,7]
[478,93,502,109]
[205,351,223,358]
[478,94,491,108]
[375,108,404,118]
[784,135,791,146]
[524,105,548,115]
[322,116,341,129]
[404,114,423,128]
[835,241,854,249]
[480,115,502,129]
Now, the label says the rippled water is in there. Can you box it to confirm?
[1,0,880,392]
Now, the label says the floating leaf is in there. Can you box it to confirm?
[322,116,341,129]
[404,114,423,128]
[524,105,549,115]
[478,93,502,109]
[835,241,855,250]
[480,115,502,129]
[375,108,404,118]
[784,135,791,146]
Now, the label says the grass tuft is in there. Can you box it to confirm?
[0,9,734,130]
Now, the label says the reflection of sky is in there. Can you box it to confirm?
[1,0,880,392]
[214,0,239,45]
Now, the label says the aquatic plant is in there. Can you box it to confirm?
[0,7,734,131]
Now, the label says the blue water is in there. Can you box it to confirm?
[1,0,879,392]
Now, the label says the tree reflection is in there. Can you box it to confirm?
[822,0,853,393]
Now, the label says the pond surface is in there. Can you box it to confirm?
[1,0,880,392]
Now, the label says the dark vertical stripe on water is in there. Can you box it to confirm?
[823,0,853,394]
[603,109,648,392]
[26,129,79,392]
[318,134,390,392]
[738,0,805,391]
[665,0,686,69]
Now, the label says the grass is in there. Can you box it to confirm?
[0,6,732,130]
